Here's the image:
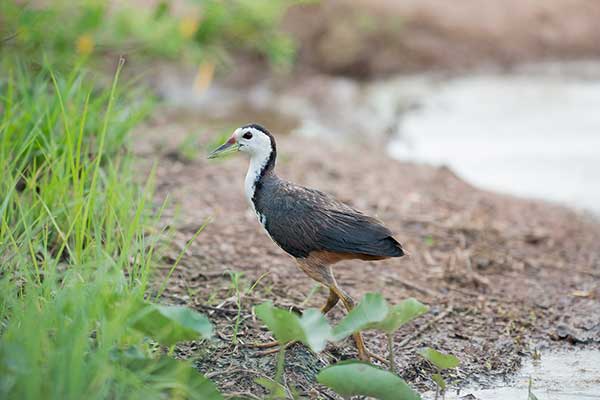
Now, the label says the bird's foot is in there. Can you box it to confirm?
[355,334,388,365]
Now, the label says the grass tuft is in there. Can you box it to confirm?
[0,61,218,400]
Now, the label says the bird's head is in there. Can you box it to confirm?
[207,123,275,161]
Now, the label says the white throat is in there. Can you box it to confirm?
[244,150,271,209]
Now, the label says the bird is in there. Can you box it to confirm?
[208,123,405,361]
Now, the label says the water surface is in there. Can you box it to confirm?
[443,350,600,400]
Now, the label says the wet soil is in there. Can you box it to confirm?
[133,110,600,398]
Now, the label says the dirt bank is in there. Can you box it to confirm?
[134,111,600,397]
[286,0,600,77]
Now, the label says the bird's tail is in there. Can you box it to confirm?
[380,236,405,257]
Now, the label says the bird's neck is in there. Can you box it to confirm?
[244,148,276,208]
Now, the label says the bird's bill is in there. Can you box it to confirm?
[207,137,239,159]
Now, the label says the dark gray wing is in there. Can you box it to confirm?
[255,180,404,259]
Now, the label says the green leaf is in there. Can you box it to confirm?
[374,298,429,333]
[418,348,460,370]
[431,373,446,391]
[255,377,287,399]
[528,377,539,400]
[332,293,389,340]
[124,356,223,400]
[132,300,213,345]
[254,302,331,352]
[317,361,421,400]
[332,294,428,340]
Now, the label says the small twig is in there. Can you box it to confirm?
[224,391,262,400]
[398,307,453,348]
[514,254,600,279]
[255,340,297,356]
[367,350,390,365]
[387,333,395,374]
[316,388,338,400]
[196,304,240,315]
[541,262,600,279]
[274,344,286,384]
[1,32,18,43]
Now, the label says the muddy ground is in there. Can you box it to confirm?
[133,109,600,398]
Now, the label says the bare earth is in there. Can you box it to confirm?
[286,0,600,77]
[134,112,600,398]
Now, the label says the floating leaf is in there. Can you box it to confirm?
[419,348,460,370]
[431,373,446,391]
[317,361,421,400]
[332,294,428,340]
[132,300,213,345]
[255,302,331,352]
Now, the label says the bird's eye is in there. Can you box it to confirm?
[242,132,253,140]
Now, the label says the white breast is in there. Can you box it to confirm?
[245,153,272,237]
[244,151,270,211]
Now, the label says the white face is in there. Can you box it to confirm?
[233,126,272,159]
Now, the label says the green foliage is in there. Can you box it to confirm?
[418,347,459,396]
[254,302,331,352]
[528,378,539,400]
[0,63,219,400]
[376,298,430,333]
[254,377,289,399]
[125,356,222,400]
[0,0,303,69]
[418,348,460,370]
[431,373,446,391]
[333,293,429,339]
[317,361,421,400]
[191,0,304,67]
[131,301,213,346]
[177,131,202,161]
[254,296,431,399]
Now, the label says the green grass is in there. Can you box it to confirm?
[0,60,219,400]
[0,0,304,70]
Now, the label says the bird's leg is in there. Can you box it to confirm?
[320,288,340,314]
[330,285,370,361]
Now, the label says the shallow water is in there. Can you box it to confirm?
[156,61,600,214]
[388,68,600,215]
[442,350,600,400]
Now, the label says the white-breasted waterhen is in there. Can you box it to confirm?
[208,124,405,361]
